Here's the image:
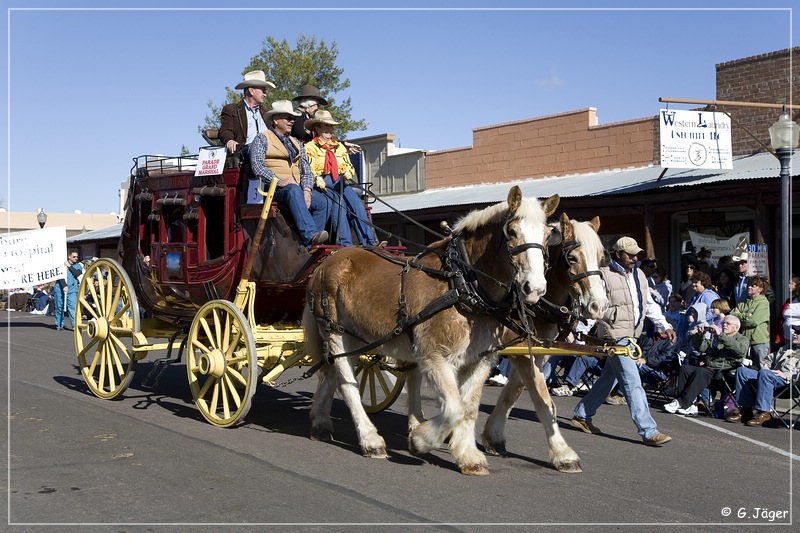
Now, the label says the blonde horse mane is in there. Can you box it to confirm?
[570,219,604,261]
[452,196,546,235]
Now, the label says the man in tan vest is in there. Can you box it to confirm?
[571,236,676,447]
[249,100,329,246]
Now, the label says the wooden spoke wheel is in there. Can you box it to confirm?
[355,354,406,413]
[187,300,257,428]
[74,258,141,399]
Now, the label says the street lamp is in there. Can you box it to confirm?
[36,208,47,229]
[768,106,800,310]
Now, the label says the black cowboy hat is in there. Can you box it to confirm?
[292,85,328,106]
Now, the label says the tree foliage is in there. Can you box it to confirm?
[203,35,367,142]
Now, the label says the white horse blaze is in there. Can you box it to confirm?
[517,220,548,302]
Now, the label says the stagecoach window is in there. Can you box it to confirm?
[202,197,225,260]
[138,200,153,254]
[166,207,186,243]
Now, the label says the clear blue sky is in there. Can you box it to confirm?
[2,1,796,216]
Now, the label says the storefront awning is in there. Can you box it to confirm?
[371,151,797,213]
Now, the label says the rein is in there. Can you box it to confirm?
[311,228,539,369]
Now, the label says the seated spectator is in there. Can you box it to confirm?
[249,100,329,247]
[726,324,800,426]
[775,275,800,348]
[550,356,597,396]
[648,266,672,311]
[30,285,51,314]
[488,357,512,386]
[663,315,748,416]
[681,302,707,361]
[304,110,378,246]
[664,294,685,331]
[7,287,33,311]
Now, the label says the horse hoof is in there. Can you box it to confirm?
[483,441,507,456]
[363,446,388,459]
[310,425,333,442]
[555,460,583,474]
[408,434,433,456]
[460,463,490,476]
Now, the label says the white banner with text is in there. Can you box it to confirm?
[0,226,68,289]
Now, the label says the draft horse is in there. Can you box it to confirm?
[480,214,609,472]
[303,186,559,475]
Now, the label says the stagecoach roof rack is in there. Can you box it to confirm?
[131,154,199,178]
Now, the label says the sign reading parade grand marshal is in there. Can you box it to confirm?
[659,109,733,169]
[0,226,67,289]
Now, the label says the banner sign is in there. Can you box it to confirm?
[746,244,769,277]
[0,226,68,289]
[195,147,226,176]
[688,230,749,265]
[660,109,733,170]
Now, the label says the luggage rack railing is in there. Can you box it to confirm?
[132,154,199,177]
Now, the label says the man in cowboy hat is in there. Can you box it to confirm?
[249,100,329,246]
[220,70,276,157]
[291,85,328,143]
[291,85,362,153]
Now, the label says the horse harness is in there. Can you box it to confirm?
[531,237,605,341]
[307,226,549,375]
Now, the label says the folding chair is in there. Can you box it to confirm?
[768,375,800,429]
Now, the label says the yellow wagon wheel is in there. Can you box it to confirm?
[74,258,141,400]
[187,300,257,428]
[355,354,406,413]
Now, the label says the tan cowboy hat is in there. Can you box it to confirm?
[264,100,302,121]
[292,85,328,106]
[305,110,341,130]
[235,70,277,90]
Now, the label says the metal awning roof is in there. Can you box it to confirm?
[371,151,797,213]
[66,222,123,243]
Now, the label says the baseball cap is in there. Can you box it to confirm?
[613,236,643,256]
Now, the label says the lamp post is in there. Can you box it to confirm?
[36,208,47,229]
[768,107,800,309]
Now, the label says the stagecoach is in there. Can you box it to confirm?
[73,147,407,428]
[73,139,639,463]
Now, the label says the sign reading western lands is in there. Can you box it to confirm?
[659,109,733,170]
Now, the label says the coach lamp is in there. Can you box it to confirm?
[768,106,799,310]
[36,208,47,229]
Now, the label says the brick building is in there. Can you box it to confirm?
[361,47,799,305]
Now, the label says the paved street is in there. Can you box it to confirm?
[3,311,799,531]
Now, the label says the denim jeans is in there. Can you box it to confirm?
[734,366,785,412]
[564,356,599,387]
[65,291,77,329]
[274,182,328,245]
[53,288,64,329]
[750,343,770,370]
[573,343,659,441]
[320,175,376,246]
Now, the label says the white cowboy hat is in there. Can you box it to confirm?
[305,110,341,130]
[732,251,749,262]
[235,70,277,90]
[264,100,302,121]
